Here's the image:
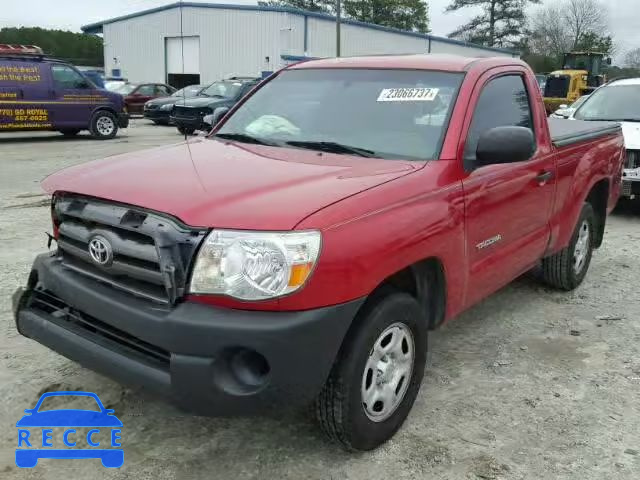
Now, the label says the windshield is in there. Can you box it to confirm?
[544,75,570,98]
[216,69,464,160]
[574,84,640,121]
[202,81,242,98]
[570,95,589,109]
[114,83,137,95]
[172,85,202,97]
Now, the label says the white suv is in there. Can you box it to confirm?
[570,78,640,200]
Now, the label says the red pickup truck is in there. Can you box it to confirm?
[13,55,625,451]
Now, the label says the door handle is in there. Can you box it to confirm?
[535,171,553,184]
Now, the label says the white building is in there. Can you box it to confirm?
[82,2,518,87]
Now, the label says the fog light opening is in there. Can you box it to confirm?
[230,348,270,388]
[213,347,271,395]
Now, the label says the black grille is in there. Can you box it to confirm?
[626,150,639,170]
[173,105,212,118]
[54,195,206,305]
[29,288,170,368]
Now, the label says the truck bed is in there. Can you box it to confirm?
[549,118,621,147]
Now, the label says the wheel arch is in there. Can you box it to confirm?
[365,257,447,330]
[585,178,609,249]
[90,105,119,118]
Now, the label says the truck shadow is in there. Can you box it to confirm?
[0,134,98,144]
[612,198,640,218]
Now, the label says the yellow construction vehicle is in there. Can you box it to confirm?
[543,52,610,114]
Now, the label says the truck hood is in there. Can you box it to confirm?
[42,139,418,230]
[146,96,179,107]
[174,96,228,108]
[621,122,640,150]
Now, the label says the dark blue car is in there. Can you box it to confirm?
[16,391,123,468]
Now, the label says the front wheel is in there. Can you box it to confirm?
[89,110,118,139]
[314,291,428,451]
[541,202,595,290]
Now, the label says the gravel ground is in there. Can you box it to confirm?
[1,122,639,479]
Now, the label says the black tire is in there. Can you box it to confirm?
[89,110,118,140]
[314,290,428,451]
[60,129,80,137]
[542,202,595,290]
[177,126,196,135]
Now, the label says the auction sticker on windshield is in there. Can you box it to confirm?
[377,88,439,102]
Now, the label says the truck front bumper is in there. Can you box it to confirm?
[14,254,362,415]
[170,114,206,131]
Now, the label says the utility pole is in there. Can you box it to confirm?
[336,0,341,57]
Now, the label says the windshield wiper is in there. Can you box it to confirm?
[214,132,280,146]
[285,140,378,158]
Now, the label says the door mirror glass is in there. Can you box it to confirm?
[476,126,535,166]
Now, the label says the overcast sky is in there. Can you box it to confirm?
[0,0,638,61]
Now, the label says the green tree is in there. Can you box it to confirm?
[575,32,613,55]
[344,0,430,33]
[0,27,103,66]
[259,0,334,13]
[445,0,541,48]
[263,0,429,33]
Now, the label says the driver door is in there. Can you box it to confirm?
[462,70,556,306]
[128,84,155,114]
[50,64,94,128]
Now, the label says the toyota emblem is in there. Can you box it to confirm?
[88,236,113,266]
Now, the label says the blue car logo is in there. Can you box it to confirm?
[16,391,123,468]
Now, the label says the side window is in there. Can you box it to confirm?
[136,84,155,96]
[52,65,88,89]
[155,85,170,96]
[465,75,534,163]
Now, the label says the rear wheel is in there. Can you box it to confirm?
[542,202,595,290]
[177,126,196,135]
[314,291,428,451]
[60,129,80,137]
[89,110,118,139]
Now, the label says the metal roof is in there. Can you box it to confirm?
[81,2,518,56]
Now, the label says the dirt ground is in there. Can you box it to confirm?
[1,122,639,479]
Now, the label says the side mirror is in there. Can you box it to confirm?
[104,409,115,414]
[558,104,568,110]
[606,57,612,65]
[476,126,535,167]
[204,106,230,127]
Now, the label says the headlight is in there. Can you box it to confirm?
[189,230,321,300]
[160,103,173,111]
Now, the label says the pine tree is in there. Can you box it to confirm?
[344,0,430,33]
[445,0,540,48]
